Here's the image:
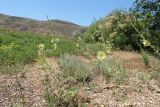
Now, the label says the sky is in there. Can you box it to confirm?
[0,0,134,26]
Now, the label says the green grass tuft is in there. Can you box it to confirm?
[96,58,127,84]
[59,54,92,83]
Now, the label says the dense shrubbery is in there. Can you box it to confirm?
[83,10,143,50]
[133,0,160,36]
[83,0,160,52]
[132,0,160,53]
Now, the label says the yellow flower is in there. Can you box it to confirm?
[0,43,18,50]
[76,43,80,48]
[97,51,106,60]
[38,44,45,56]
[55,38,60,43]
[106,50,111,54]
[38,44,45,49]
[143,39,150,47]
[51,38,60,44]
[51,38,54,43]
[78,36,81,41]
[53,43,57,50]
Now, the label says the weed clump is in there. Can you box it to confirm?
[79,42,111,58]
[96,58,127,84]
[59,54,92,83]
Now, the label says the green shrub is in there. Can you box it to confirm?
[83,1,160,52]
[132,0,160,51]
[97,58,126,83]
[83,19,107,43]
[59,54,92,83]
[79,42,111,57]
[82,9,155,51]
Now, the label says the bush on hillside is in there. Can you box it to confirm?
[83,10,147,50]
[132,0,160,53]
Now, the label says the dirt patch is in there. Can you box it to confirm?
[86,71,160,107]
[77,51,160,106]
[0,51,160,107]
[112,51,146,70]
[77,55,96,63]
[0,58,59,107]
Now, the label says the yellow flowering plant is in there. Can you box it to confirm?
[53,43,57,50]
[55,38,60,43]
[51,38,54,43]
[0,43,19,50]
[38,44,45,56]
[51,38,60,51]
[76,43,80,48]
[97,51,107,61]
[37,44,50,70]
[142,39,150,47]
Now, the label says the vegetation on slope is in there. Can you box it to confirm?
[0,29,79,74]
[83,0,160,54]
[0,0,160,106]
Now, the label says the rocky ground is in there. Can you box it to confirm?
[0,51,160,107]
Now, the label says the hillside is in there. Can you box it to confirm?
[0,13,82,36]
[0,18,160,107]
[0,0,160,106]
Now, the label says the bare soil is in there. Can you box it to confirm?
[0,51,160,107]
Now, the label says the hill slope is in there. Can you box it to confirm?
[0,13,82,36]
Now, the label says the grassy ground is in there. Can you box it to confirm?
[0,29,78,64]
[0,29,111,74]
[0,29,78,74]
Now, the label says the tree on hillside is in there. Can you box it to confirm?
[132,0,160,42]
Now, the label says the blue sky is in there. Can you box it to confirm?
[0,0,134,26]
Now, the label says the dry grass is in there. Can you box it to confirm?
[0,51,160,107]
[0,58,59,107]
[112,51,147,70]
